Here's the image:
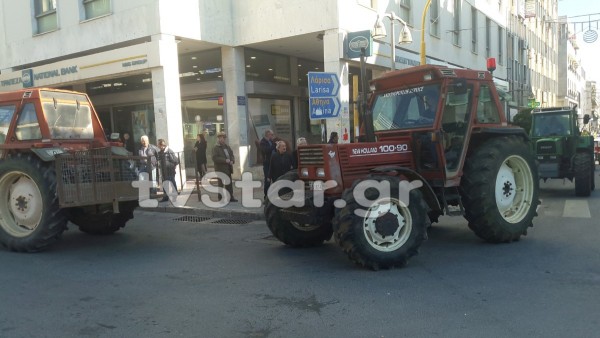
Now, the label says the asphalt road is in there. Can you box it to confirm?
[1,175,599,338]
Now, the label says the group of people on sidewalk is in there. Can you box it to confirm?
[259,129,310,199]
[132,127,334,203]
[137,135,180,202]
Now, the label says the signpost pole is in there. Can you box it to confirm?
[360,47,375,142]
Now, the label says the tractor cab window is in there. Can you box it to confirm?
[0,105,16,144]
[442,85,473,171]
[372,84,441,131]
[532,113,571,137]
[40,90,94,139]
[15,103,42,140]
[476,86,500,124]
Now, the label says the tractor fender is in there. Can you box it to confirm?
[369,166,442,213]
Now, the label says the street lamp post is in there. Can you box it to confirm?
[372,12,413,70]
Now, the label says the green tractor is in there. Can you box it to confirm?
[530,107,595,196]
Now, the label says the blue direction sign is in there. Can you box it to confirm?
[309,96,341,119]
[308,72,340,98]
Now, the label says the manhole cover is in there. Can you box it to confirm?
[211,218,253,225]
[173,215,213,223]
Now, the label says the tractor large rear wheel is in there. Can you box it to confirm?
[68,201,138,235]
[460,136,539,243]
[333,175,429,270]
[0,154,68,252]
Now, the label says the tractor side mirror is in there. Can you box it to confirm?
[583,114,590,124]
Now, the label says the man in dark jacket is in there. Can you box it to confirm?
[268,141,294,183]
[157,138,179,202]
[138,135,160,193]
[259,129,276,198]
[212,131,237,202]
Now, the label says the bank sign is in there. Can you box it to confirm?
[1,66,79,88]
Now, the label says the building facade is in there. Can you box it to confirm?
[1,0,567,180]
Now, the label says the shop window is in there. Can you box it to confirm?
[248,98,292,166]
[453,0,461,46]
[400,0,411,26]
[245,49,290,84]
[297,59,324,87]
[34,0,58,34]
[430,0,440,37]
[15,103,42,140]
[181,98,225,169]
[82,0,111,20]
[179,49,222,85]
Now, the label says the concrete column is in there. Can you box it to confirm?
[150,34,185,182]
[323,29,351,143]
[221,46,249,177]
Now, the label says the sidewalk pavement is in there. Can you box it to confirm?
[139,179,265,220]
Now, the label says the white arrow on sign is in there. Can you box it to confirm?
[329,73,339,97]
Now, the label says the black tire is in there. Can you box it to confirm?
[68,201,138,235]
[574,153,592,197]
[265,170,333,247]
[460,136,539,243]
[0,154,68,252]
[592,160,596,191]
[332,175,429,270]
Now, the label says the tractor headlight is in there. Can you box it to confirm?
[316,168,325,178]
[301,167,309,177]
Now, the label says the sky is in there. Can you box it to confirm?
[558,0,600,83]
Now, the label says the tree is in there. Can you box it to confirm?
[511,108,533,134]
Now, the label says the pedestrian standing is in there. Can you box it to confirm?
[328,132,339,144]
[138,135,160,192]
[121,132,134,153]
[268,141,294,183]
[194,133,208,179]
[212,131,237,202]
[157,138,180,202]
[259,129,276,198]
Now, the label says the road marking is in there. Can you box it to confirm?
[562,199,591,218]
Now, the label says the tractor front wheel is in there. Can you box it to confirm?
[333,175,429,270]
[574,153,593,196]
[265,170,333,247]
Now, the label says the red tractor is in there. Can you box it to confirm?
[265,65,540,270]
[0,88,141,252]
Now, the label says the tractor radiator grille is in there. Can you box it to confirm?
[298,147,324,165]
[536,141,557,154]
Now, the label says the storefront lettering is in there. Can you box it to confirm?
[33,66,78,80]
[61,66,78,75]
[1,65,78,87]
[122,59,148,67]
[1,77,22,87]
